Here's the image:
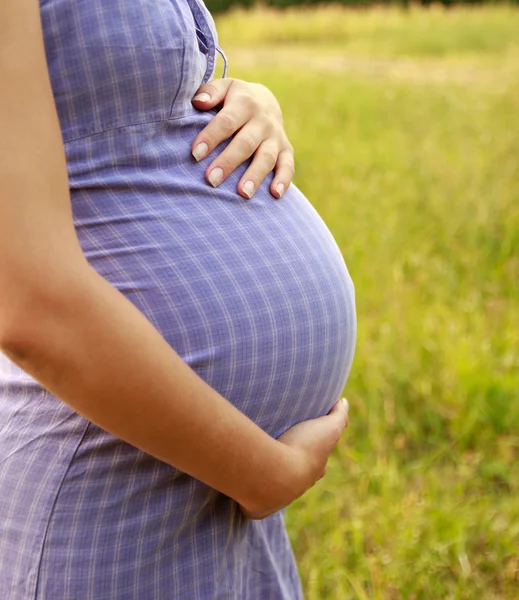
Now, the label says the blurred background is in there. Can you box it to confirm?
[209,2,519,599]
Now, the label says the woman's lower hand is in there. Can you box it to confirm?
[240,398,350,520]
[191,78,294,200]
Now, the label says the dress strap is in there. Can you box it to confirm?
[215,45,228,79]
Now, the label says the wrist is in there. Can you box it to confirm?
[237,441,303,516]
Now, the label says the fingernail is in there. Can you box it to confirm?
[340,398,349,411]
[193,92,211,103]
[192,142,208,162]
[208,167,224,187]
[275,183,285,198]
[242,180,255,199]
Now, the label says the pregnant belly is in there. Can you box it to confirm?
[67,116,356,438]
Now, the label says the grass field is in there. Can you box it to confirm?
[216,6,519,599]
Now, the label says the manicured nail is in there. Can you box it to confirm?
[340,398,349,411]
[242,180,255,199]
[192,142,208,162]
[193,92,211,103]
[208,167,224,187]
[275,183,285,198]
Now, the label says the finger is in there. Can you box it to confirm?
[237,140,279,199]
[279,398,349,461]
[270,147,295,199]
[191,78,235,110]
[192,105,250,163]
[317,467,327,482]
[205,127,265,190]
[329,398,349,418]
[328,398,349,431]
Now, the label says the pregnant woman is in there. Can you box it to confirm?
[0,1,356,599]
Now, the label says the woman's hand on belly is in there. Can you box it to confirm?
[241,399,350,520]
[191,78,294,200]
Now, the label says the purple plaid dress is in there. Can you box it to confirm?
[0,1,356,598]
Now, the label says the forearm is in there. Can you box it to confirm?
[0,262,292,510]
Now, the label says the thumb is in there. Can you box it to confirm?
[192,78,234,110]
[277,398,349,450]
[328,397,349,421]
[325,398,349,440]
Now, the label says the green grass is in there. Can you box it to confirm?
[216,6,519,599]
[216,5,519,59]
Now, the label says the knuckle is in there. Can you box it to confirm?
[279,152,295,172]
[258,112,276,132]
[237,92,258,113]
[284,163,295,178]
[260,148,278,167]
[283,153,295,168]
[238,135,258,155]
[281,165,295,181]
[218,113,237,135]
[195,84,209,95]
[204,82,220,95]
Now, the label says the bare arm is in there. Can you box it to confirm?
[0,0,348,518]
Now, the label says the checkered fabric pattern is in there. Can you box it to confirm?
[0,1,356,598]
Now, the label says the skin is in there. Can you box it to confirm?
[0,0,349,520]
[192,78,295,200]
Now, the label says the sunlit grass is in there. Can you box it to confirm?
[216,5,519,60]
[217,6,519,599]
